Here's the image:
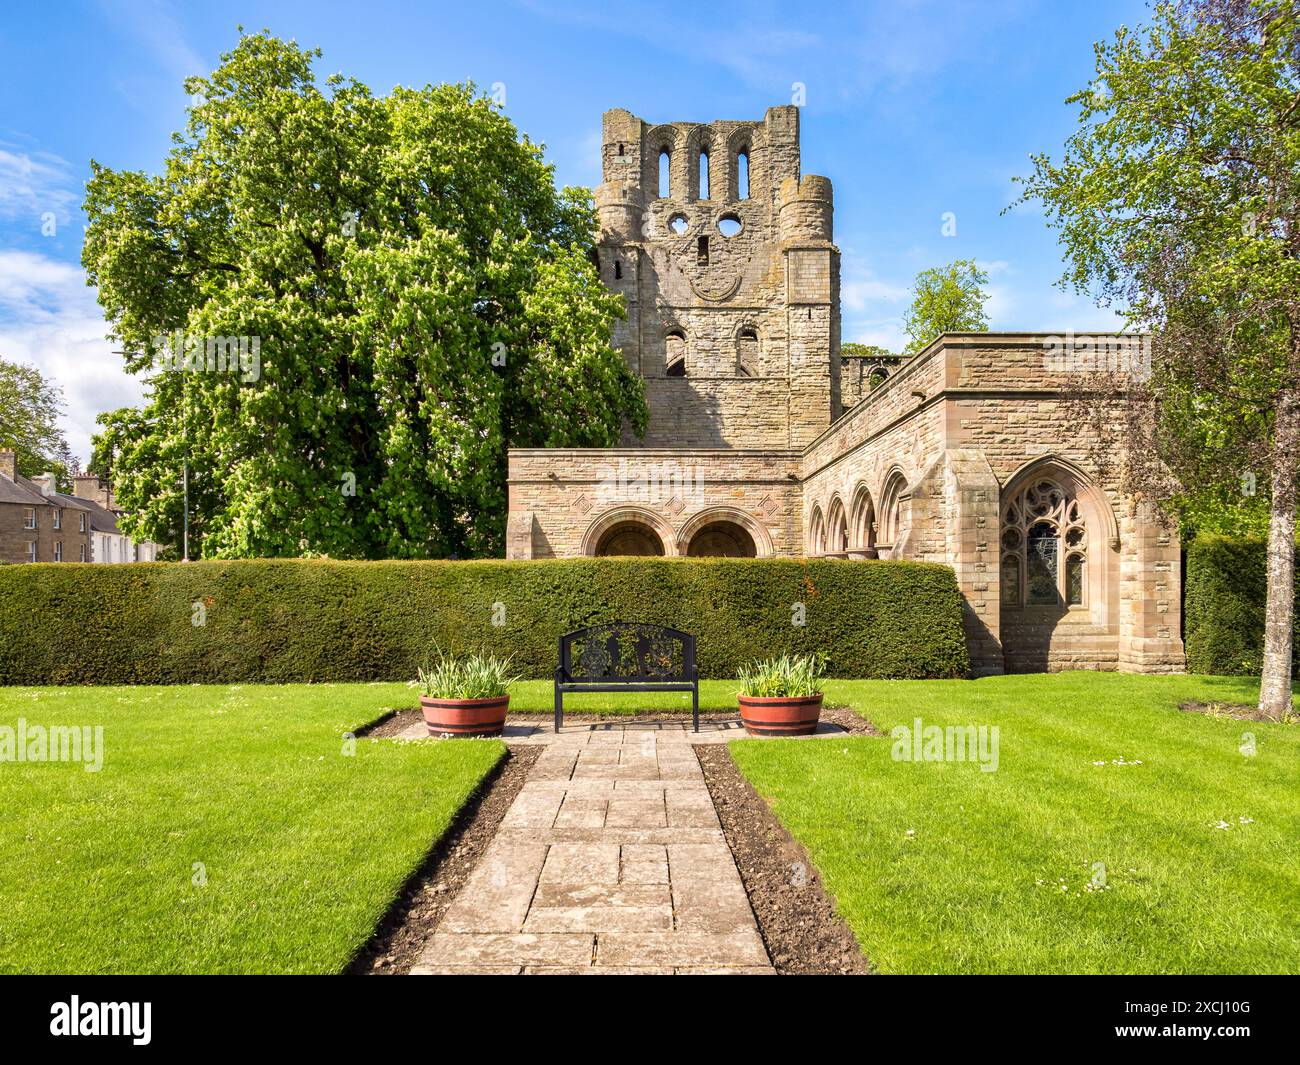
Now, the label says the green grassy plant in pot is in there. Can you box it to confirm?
[417,650,518,738]
[736,654,827,736]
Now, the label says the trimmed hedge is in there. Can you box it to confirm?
[1184,534,1300,675]
[0,557,969,685]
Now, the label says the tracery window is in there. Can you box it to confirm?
[1001,478,1087,608]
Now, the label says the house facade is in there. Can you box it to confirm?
[505,106,1186,677]
[0,451,159,564]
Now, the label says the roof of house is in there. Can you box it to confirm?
[64,495,122,535]
[0,473,48,506]
[0,473,110,525]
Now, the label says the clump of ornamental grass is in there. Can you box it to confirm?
[737,653,827,699]
[417,648,519,700]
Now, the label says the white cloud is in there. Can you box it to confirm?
[847,320,908,353]
[0,251,143,465]
[984,283,1016,325]
[842,275,909,311]
[0,146,79,230]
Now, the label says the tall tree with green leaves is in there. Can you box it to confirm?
[0,357,75,482]
[83,31,646,560]
[901,260,990,354]
[1016,0,1300,719]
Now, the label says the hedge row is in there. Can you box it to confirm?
[0,557,970,685]
[1184,534,1300,675]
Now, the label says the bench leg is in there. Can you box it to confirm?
[692,686,699,733]
[554,687,562,735]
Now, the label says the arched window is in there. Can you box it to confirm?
[1001,478,1087,608]
[737,149,750,199]
[808,506,826,557]
[849,485,876,558]
[878,472,908,556]
[737,327,758,377]
[699,149,710,200]
[825,498,848,557]
[665,330,686,377]
[658,149,671,199]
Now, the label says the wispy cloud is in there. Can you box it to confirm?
[0,250,142,464]
[0,146,78,230]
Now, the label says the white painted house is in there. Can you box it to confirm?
[69,473,161,564]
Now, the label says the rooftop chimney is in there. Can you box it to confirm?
[0,450,14,481]
[73,473,114,510]
[31,472,58,497]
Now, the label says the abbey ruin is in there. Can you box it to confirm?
[506,106,1185,676]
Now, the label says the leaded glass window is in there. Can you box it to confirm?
[1001,478,1088,609]
[1027,522,1059,605]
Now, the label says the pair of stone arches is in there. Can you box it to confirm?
[583,506,771,558]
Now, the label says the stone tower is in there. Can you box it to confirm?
[593,106,841,449]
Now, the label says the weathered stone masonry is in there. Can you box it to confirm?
[507,106,1186,676]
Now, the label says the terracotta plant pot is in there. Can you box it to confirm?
[737,694,824,737]
[419,695,509,738]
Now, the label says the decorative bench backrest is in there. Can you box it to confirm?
[558,623,696,684]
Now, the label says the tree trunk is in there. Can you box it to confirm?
[1258,389,1300,721]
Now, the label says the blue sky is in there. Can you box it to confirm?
[0,0,1152,461]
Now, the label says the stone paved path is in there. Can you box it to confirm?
[410,724,776,975]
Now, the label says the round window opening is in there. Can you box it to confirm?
[717,214,742,238]
[668,214,689,235]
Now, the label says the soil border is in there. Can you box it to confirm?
[1179,700,1296,724]
[358,704,882,738]
[348,744,542,974]
[695,743,872,975]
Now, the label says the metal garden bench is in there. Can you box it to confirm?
[554,622,700,733]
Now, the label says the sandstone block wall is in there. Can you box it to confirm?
[508,448,802,559]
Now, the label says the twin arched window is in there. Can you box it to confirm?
[1001,478,1087,608]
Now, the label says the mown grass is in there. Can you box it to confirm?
[0,683,501,974]
[730,672,1300,974]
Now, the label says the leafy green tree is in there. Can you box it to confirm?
[0,357,75,483]
[1016,0,1300,719]
[901,260,990,354]
[841,342,895,360]
[83,31,646,560]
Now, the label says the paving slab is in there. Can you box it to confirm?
[410,730,776,975]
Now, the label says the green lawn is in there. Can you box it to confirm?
[0,683,501,974]
[730,673,1300,974]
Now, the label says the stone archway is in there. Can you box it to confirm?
[596,521,665,556]
[677,506,773,558]
[582,506,678,557]
[686,520,757,557]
